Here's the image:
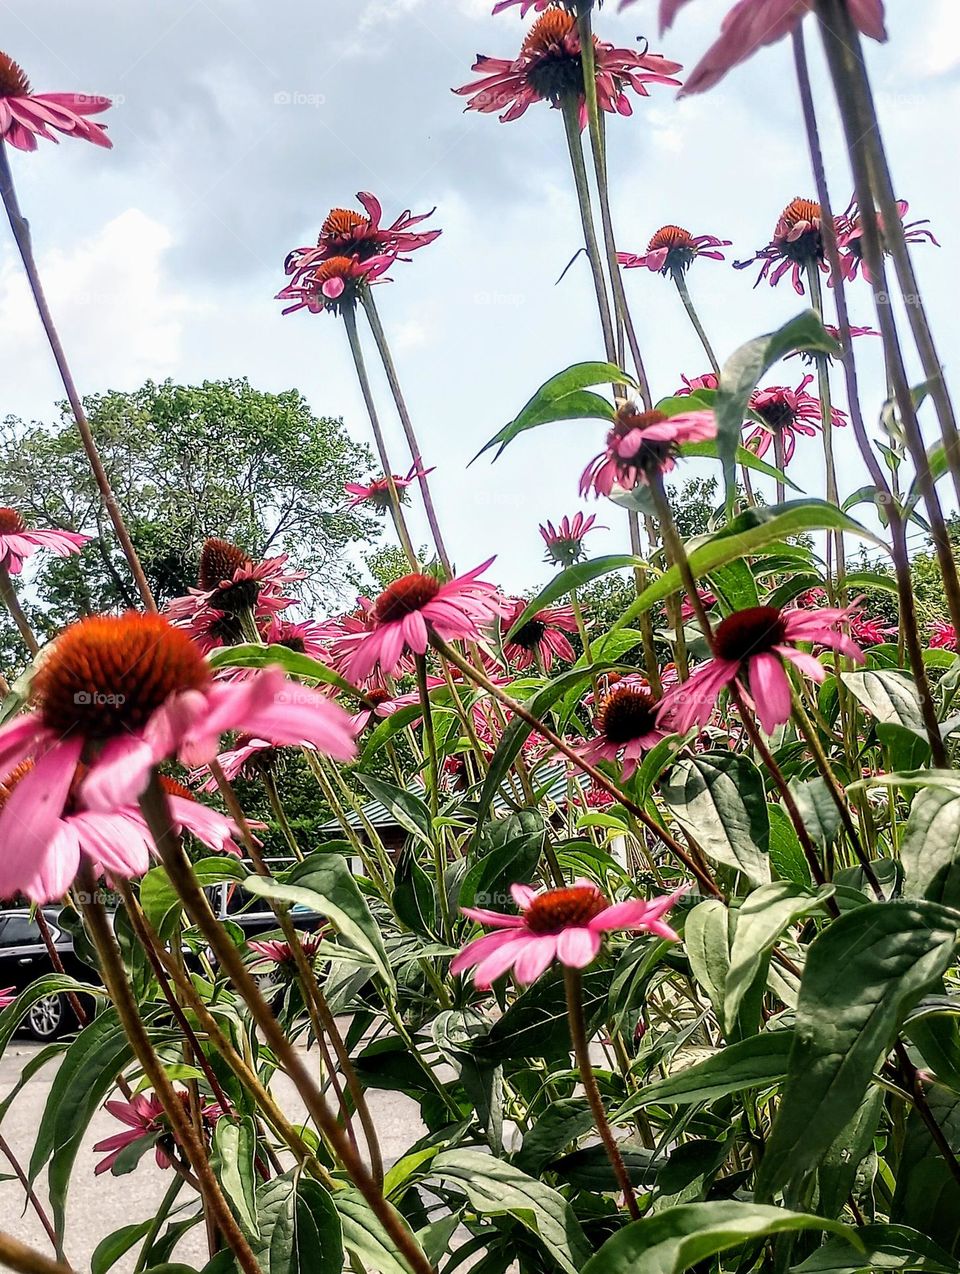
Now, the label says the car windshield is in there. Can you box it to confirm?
[0,914,42,947]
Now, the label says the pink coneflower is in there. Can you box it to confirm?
[539,512,604,567]
[580,402,717,498]
[786,323,879,364]
[0,52,112,151]
[930,621,956,652]
[344,464,435,513]
[681,589,717,623]
[0,507,89,576]
[745,376,847,464]
[248,933,324,965]
[618,225,731,277]
[260,617,329,661]
[0,614,356,900]
[572,684,668,779]
[285,193,440,280]
[93,1092,220,1177]
[501,598,578,672]
[836,198,939,284]
[676,372,719,397]
[575,782,615,811]
[276,254,394,316]
[351,685,422,733]
[453,10,682,127]
[659,603,864,735]
[0,987,15,1009]
[166,538,302,636]
[735,197,839,294]
[334,564,504,683]
[453,880,686,988]
[849,614,896,647]
[662,0,887,96]
[158,777,245,858]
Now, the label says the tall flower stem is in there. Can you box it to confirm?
[132,1176,184,1274]
[342,303,419,571]
[563,966,640,1220]
[77,870,263,1274]
[415,654,452,942]
[0,144,156,612]
[672,270,720,377]
[0,564,40,656]
[434,637,722,899]
[209,761,383,1187]
[804,262,844,596]
[0,1231,74,1274]
[814,7,960,643]
[791,26,946,768]
[0,1134,58,1252]
[262,768,304,860]
[137,775,434,1274]
[816,1,960,503]
[361,293,451,572]
[772,432,787,507]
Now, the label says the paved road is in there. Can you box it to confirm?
[0,1037,427,1272]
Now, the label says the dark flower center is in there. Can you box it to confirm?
[199,539,251,590]
[775,197,823,265]
[208,612,245,645]
[366,688,392,707]
[35,613,211,740]
[159,777,196,803]
[599,686,660,744]
[0,507,26,535]
[754,396,796,432]
[277,635,306,653]
[374,573,441,625]
[0,53,30,98]
[525,885,608,935]
[713,606,787,662]
[0,760,33,812]
[610,406,674,472]
[510,619,546,651]
[523,11,584,101]
[321,208,381,259]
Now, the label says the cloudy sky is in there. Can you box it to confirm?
[1,0,958,602]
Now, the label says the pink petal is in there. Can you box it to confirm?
[512,935,558,984]
[556,927,602,968]
[747,652,793,734]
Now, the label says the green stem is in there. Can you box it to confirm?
[672,270,720,376]
[0,564,40,657]
[262,769,304,861]
[563,967,640,1219]
[133,1176,184,1274]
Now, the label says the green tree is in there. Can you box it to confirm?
[0,378,380,632]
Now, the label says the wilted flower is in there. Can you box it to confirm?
[93,1092,221,1177]
[735,198,834,294]
[836,198,939,284]
[344,464,435,513]
[276,255,394,316]
[849,614,897,647]
[580,402,717,497]
[284,192,440,280]
[539,512,604,566]
[0,51,112,151]
[659,603,864,735]
[453,10,681,127]
[0,507,89,576]
[572,684,668,778]
[618,225,731,277]
[453,880,686,988]
[501,598,578,671]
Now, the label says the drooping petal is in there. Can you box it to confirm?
[555,926,602,969]
[747,652,793,734]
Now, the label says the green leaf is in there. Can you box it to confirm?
[336,1187,419,1274]
[714,313,841,508]
[662,754,770,886]
[790,776,841,848]
[504,556,640,643]
[817,1085,885,1221]
[768,803,812,887]
[430,1149,591,1274]
[251,1171,343,1274]
[212,1116,260,1239]
[724,883,833,1030]
[472,361,631,463]
[140,857,246,939]
[618,1031,793,1115]
[243,853,393,988]
[757,901,960,1197]
[842,669,926,733]
[0,974,102,1058]
[849,770,960,795]
[680,437,801,491]
[472,967,612,1062]
[355,774,433,845]
[613,501,883,637]
[581,1200,854,1274]
[792,1224,960,1274]
[892,1084,960,1254]
[91,1221,156,1274]
[901,789,960,910]
[515,1099,594,1176]
[208,642,361,700]
[460,816,545,911]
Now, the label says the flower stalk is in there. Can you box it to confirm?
[0,564,40,656]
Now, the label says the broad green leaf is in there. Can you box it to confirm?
[662,754,770,886]
[0,974,102,1058]
[471,967,612,1063]
[91,1221,156,1274]
[472,361,631,463]
[793,1224,960,1274]
[356,774,433,846]
[901,789,960,910]
[504,555,641,643]
[891,1084,960,1253]
[724,883,833,1030]
[617,1031,793,1116]
[816,1085,885,1221]
[684,900,730,1023]
[714,312,841,508]
[757,901,960,1197]
[243,853,393,987]
[849,770,960,795]
[680,437,801,491]
[140,857,246,939]
[360,704,426,765]
[208,642,361,700]
[336,1187,419,1274]
[251,1171,343,1274]
[790,776,841,848]
[459,819,544,910]
[212,1116,260,1239]
[613,501,883,637]
[842,669,926,733]
[515,1099,594,1176]
[581,1200,854,1274]
[843,570,899,597]
[768,803,812,887]
[430,1149,591,1274]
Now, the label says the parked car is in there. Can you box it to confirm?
[0,908,99,1041]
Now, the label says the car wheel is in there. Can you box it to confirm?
[25,994,69,1041]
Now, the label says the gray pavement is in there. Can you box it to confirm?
[0,1037,427,1272]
